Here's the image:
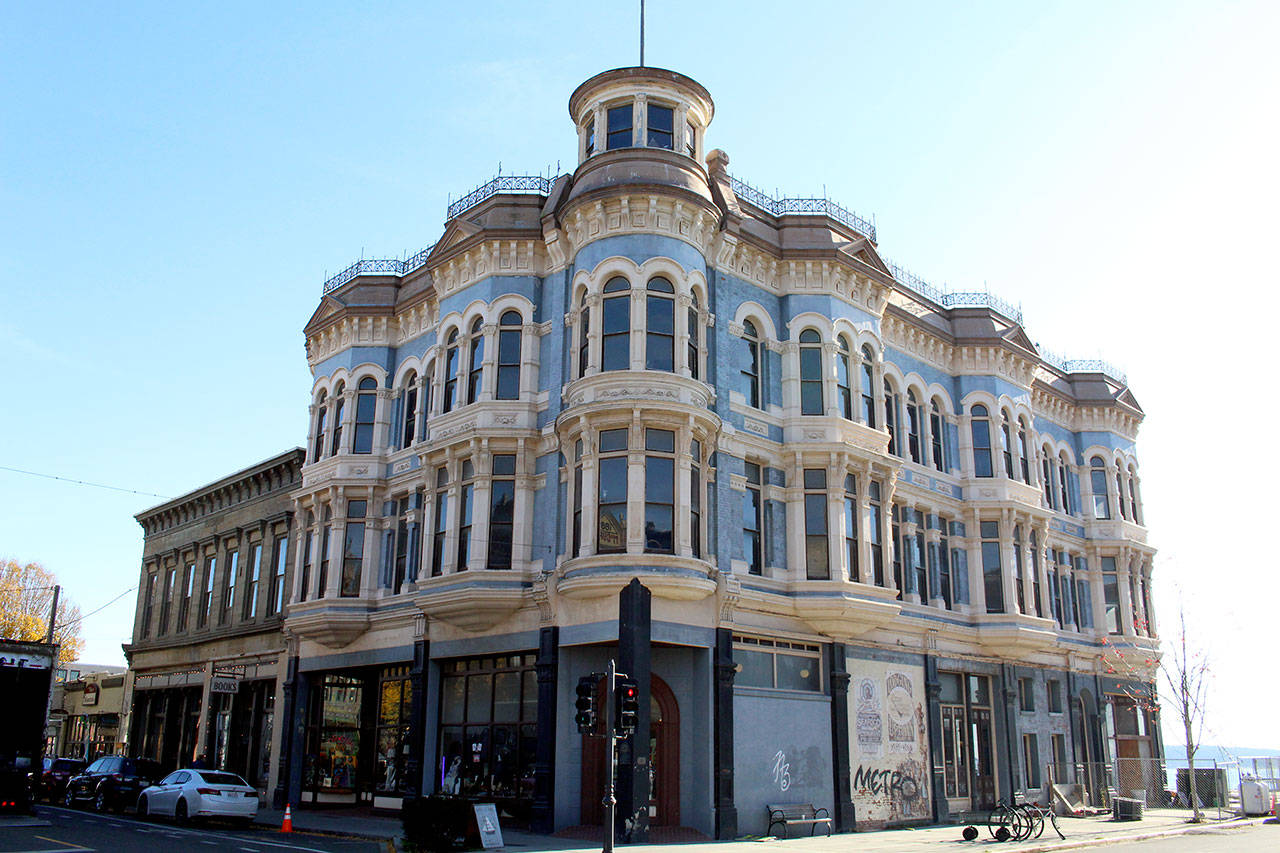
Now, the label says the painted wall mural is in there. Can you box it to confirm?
[846,659,929,825]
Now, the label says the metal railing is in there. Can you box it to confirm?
[446,174,554,221]
[887,259,1025,324]
[322,244,437,295]
[728,175,877,242]
[1037,347,1129,385]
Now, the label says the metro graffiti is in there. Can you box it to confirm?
[852,765,920,800]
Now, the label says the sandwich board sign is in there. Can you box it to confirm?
[473,803,503,849]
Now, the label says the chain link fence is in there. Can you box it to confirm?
[1045,758,1254,821]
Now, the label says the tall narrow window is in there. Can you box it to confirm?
[837,337,853,420]
[930,401,945,472]
[1078,557,1093,630]
[221,548,238,623]
[606,104,632,149]
[647,103,673,149]
[177,562,194,632]
[572,440,583,557]
[456,462,475,570]
[312,394,327,462]
[341,502,365,596]
[597,429,628,553]
[690,439,702,559]
[244,543,262,619]
[687,294,700,380]
[466,318,484,405]
[584,119,595,157]
[160,568,175,634]
[685,120,696,157]
[1058,550,1075,628]
[578,300,586,376]
[803,469,829,580]
[443,330,460,413]
[843,474,858,581]
[1045,541,1059,625]
[397,501,412,591]
[1128,471,1141,524]
[601,277,630,372]
[937,518,952,609]
[860,347,877,427]
[906,390,923,463]
[142,572,156,638]
[496,311,522,400]
[1018,420,1031,484]
[330,384,345,455]
[971,405,993,477]
[741,320,761,409]
[799,330,823,415]
[199,556,215,628]
[353,377,377,454]
[1000,413,1014,478]
[911,510,927,600]
[743,462,763,575]
[268,535,288,615]
[1030,529,1043,617]
[1013,525,1026,614]
[1090,457,1111,519]
[488,455,516,569]
[981,520,1005,614]
[1042,454,1056,508]
[644,429,675,554]
[891,505,904,597]
[432,467,448,577]
[1116,468,1128,520]
[1059,457,1072,514]
[645,278,674,372]
[299,524,313,603]
[317,510,331,597]
[401,374,418,449]
[1102,556,1121,634]
[884,381,900,456]
[867,481,884,586]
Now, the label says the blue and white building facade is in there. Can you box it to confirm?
[278,67,1160,835]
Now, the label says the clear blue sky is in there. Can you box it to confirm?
[2,2,1276,747]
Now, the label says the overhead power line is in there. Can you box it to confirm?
[0,465,171,499]
[57,586,137,630]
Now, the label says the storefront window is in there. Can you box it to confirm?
[437,655,538,805]
[309,675,362,791]
[377,667,413,795]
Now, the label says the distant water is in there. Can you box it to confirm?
[1161,744,1280,788]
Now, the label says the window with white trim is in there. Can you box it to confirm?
[733,636,822,692]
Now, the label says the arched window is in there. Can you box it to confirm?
[645,277,674,372]
[1042,447,1057,509]
[443,330,460,413]
[400,373,418,449]
[330,382,346,455]
[422,359,434,422]
[741,320,761,409]
[884,380,900,456]
[1128,468,1141,524]
[860,346,876,427]
[312,392,327,463]
[602,277,630,372]
[799,329,823,415]
[1018,419,1031,484]
[970,405,993,477]
[906,390,923,464]
[1000,413,1014,478]
[930,400,946,472]
[1090,457,1111,519]
[1115,466,1128,520]
[496,310,522,400]
[687,292,700,380]
[836,337,853,420]
[577,295,590,379]
[1058,455,1072,514]
[353,377,377,454]
[466,317,484,405]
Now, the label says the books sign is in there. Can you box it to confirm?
[210,674,241,694]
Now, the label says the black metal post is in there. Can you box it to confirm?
[617,579,651,843]
[827,643,855,832]
[404,639,428,802]
[603,659,617,853]
[532,627,559,833]
[713,628,738,839]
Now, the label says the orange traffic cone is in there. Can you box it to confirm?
[281,804,293,833]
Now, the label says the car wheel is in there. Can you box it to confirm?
[137,795,149,819]
[63,787,76,808]
[175,799,188,823]
[93,789,107,813]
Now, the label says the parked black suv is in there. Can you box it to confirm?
[64,756,163,812]
[32,757,86,802]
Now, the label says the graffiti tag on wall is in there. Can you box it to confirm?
[771,751,791,791]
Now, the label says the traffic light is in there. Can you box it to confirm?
[575,676,597,734]
[616,676,639,734]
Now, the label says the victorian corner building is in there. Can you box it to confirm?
[122,66,1160,836]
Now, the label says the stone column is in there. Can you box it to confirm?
[957,412,974,478]
[470,442,492,570]
[480,323,499,399]
[882,473,900,596]
[825,457,844,581]
[966,508,986,613]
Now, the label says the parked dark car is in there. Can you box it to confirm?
[32,758,86,802]
[64,756,163,812]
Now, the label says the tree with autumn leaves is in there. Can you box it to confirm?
[0,558,83,664]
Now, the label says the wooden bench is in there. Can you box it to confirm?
[766,803,833,838]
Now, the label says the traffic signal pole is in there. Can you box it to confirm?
[603,658,617,853]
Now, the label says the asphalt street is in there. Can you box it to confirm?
[0,805,386,853]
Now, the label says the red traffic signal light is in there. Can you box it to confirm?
[616,676,639,734]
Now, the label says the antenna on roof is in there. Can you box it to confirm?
[640,0,645,66]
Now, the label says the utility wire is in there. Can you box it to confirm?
[0,465,171,499]
[56,587,137,630]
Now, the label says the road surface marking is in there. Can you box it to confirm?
[33,836,91,850]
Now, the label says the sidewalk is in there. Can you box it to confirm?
[254,805,1275,853]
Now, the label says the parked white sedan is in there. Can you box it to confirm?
[136,769,259,823]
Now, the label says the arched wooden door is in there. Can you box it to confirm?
[581,674,680,827]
